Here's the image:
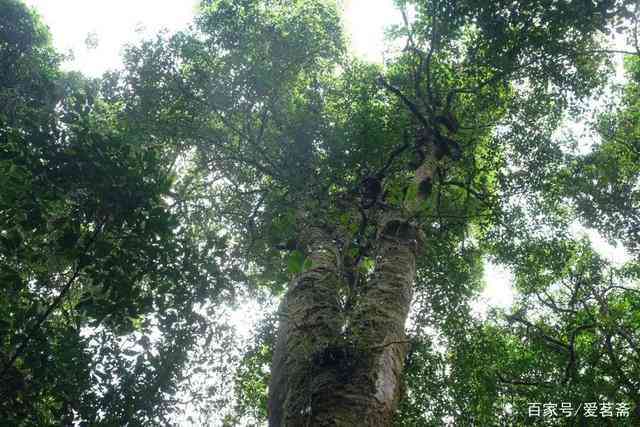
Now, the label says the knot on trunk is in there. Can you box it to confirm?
[380,220,415,240]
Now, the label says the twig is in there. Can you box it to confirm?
[371,340,411,349]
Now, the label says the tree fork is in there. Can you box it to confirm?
[268,210,420,426]
[269,149,432,425]
[331,213,418,426]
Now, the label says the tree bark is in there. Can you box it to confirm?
[268,223,347,425]
[268,212,419,426]
[268,295,289,427]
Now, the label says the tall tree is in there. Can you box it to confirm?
[4,0,640,425]
[114,0,636,425]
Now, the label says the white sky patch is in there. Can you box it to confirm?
[342,0,402,63]
[24,0,199,76]
[569,222,632,266]
[25,0,400,76]
[473,260,515,319]
[227,296,270,341]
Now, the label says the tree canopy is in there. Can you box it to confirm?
[1,0,639,425]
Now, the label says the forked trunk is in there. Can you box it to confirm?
[268,214,419,426]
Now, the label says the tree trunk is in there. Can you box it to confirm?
[268,139,436,426]
[268,213,419,426]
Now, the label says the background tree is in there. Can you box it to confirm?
[0,1,236,424]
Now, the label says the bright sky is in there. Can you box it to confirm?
[24,0,198,76]
[342,0,403,62]
[24,0,400,75]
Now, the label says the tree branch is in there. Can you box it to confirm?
[377,76,430,129]
[0,226,101,380]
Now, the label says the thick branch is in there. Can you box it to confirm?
[377,77,431,129]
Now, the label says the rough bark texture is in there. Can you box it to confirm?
[268,211,419,426]
[350,215,417,424]
[268,223,347,425]
[268,295,289,427]
[313,218,417,426]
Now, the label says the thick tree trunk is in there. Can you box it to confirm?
[268,223,347,426]
[268,136,434,425]
[268,213,419,426]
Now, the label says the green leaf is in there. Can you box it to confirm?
[287,250,305,274]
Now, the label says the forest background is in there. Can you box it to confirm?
[1,0,639,425]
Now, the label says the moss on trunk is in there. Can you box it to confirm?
[269,213,418,426]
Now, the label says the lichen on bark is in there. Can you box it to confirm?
[268,207,419,426]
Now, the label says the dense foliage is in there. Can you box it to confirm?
[0,1,236,424]
[0,0,639,425]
